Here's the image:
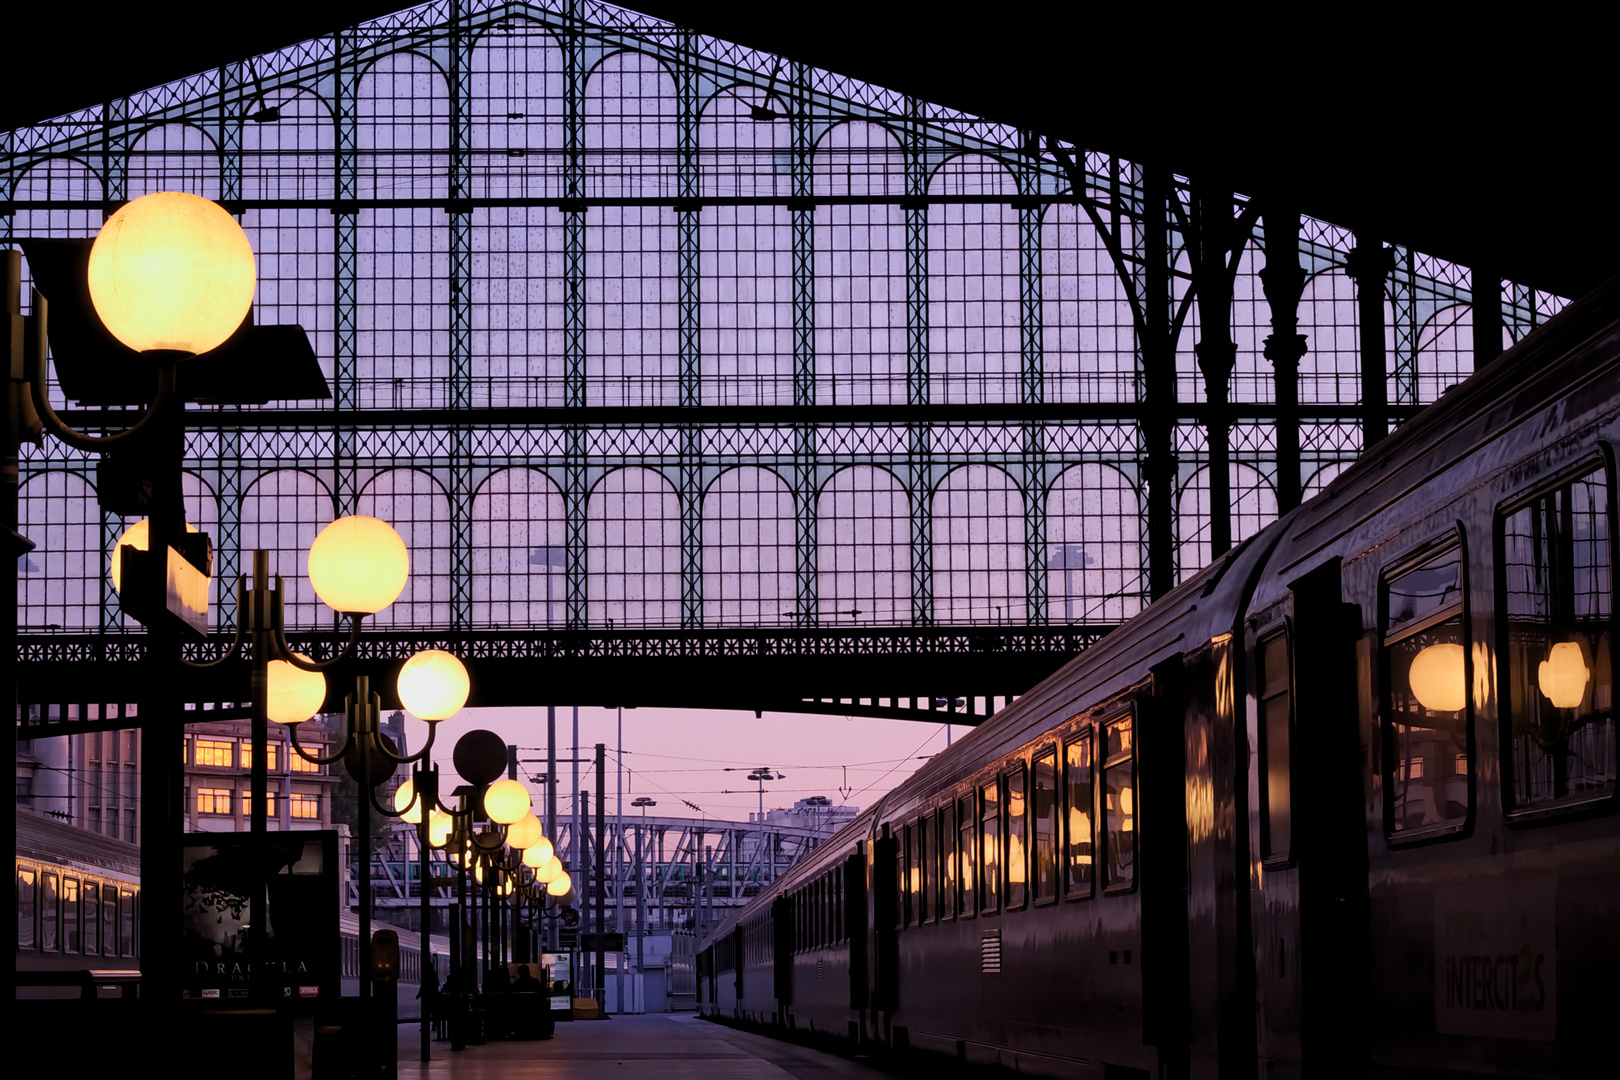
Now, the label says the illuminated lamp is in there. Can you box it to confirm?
[88,191,256,355]
[394,778,421,824]
[1539,641,1591,709]
[545,875,573,898]
[1408,642,1467,713]
[267,655,326,725]
[522,844,549,869]
[506,813,543,850]
[528,837,555,865]
[427,810,454,849]
[534,857,565,885]
[307,516,408,615]
[483,778,530,825]
[109,518,199,593]
[396,649,469,721]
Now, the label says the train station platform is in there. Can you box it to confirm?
[395,1013,890,1080]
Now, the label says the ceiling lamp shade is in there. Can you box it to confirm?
[266,655,326,724]
[483,778,530,825]
[109,518,199,593]
[1409,642,1467,713]
[506,813,544,850]
[394,778,421,824]
[88,191,256,355]
[397,649,470,721]
[1538,641,1591,709]
[307,516,408,615]
[427,810,454,849]
[533,856,565,884]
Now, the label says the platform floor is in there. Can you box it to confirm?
[395,1013,891,1080]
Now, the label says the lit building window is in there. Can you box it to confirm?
[289,793,320,820]
[241,790,279,817]
[194,739,234,768]
[240,739,279,771]
[196,788,233,814]
[289,749,320,773]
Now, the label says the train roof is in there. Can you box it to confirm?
[16,808,143,884]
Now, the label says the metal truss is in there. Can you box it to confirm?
[4,0,1563,724]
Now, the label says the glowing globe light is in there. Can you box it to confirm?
[267,655,326,725]
[506,813,543,850]
[483,778,530,825]
[533,856,565,884]
[1538,641,1590,709]
[396,650,469,721]
[394,778,421,824]
[109,518,199,593]
[307,516,408,615]
[545,875,573,898]
[88,192,256,356]
[528,837,555,865]
[427,810,454,849]
[1409,642,1467,713]
[522,844,549,869]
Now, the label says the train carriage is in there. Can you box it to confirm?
[700,275,1620,1079]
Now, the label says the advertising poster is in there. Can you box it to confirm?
[182,830,339,1002]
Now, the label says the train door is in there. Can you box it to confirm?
[772,896,794,1019]
[1140,658,1192,1078]
[870,828,899,1044]
[845,849,868,1018]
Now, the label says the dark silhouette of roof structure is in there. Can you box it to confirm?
[4,5,1607,301]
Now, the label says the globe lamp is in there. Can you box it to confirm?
[483,778,530,825]
[1538,641,1590,709]
[427,809,454,849]
[522,844,549,869]
[267,655,327,725]
[506,812,543,850]
[307,516,408,615]
[1409,642,1467,713]
[545,875,573,898]
[534,856,565,885]
[394,778,422,824]
[109,518,199,593]
[88,191,257,355]
[397,649,469,721]
[528,837,555,865]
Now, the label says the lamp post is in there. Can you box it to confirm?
[632,795,655,1009]
[747,767,784,884]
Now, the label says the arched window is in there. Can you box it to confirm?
[243,89,335,387]
[1045,464,1144,623]
[1175,219,1270,405]
[698,87,792,406]
[816,466,910,624]
[932,466,1026,624]
[357,51,450,409]
[702,467,795,625]
[1409,302,1512,405]
[1040,203,1135,403]
[18,471,101,631]
[584,51,678,407]
[471,468,566,628]
[1175,463,1278,583]
[587,467,681,626]
[928,155,1020,405]
[127,122,218,199]
[469,21,566,407]
[1298,268,1393,406]
[11,157,103,407]
[239,470,334,630]
[357,469,453,629]
[813,122,906,405]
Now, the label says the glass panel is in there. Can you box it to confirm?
[63,878,81,953]
[240,740,279,772]
[1104,717,1135,888]
[105,886,118,956]
[1503,470,1617,809]
[18,867,36,950]
[904,823,916,926]
[120,889,135,957]
[1065,732,1095,894]
[84,883,99,955]
[1005,765,1027,908]
[958,797,976,917]
[1033,750,1058,901]
[980,782,1000,914]
[1388,619,1470,831]
[194,738,234,767]
[241,790,279,817]
[42,872,59,951]
[920,817,934,922]
[1387,544,1463,635]
[1261,632,1293,857]
[938,803,956,917]
[291,793,321,819]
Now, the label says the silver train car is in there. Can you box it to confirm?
[699,276,1620,1079]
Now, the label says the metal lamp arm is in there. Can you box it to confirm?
[288,720,353,766]
[272,591,362,672]
[369,781,414,818]
[375,720,436,766]
[179,576,248,669]
[25,293,180,450]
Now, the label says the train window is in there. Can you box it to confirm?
[1383,539,1472,837]
[1259,631,1294,860]
[904,822,917,926]
[121,888,135,957]
[980,782,1001,914]
[1500,464,1617,813]
[1033,748,1058,902]
[194,738,233,767]
[105,885,119,956]
[921,816,935,922]
[84,882,99,955]
[63,877,81,953]
[42,872,59,952]
[957,796,976,917]
[938,803,956,919]
[18,866,37,950]
[1005,763,1028,909]
[1103,716,1136,890]
[1065,729,1096,895]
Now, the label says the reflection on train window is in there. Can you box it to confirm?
[194,738,233,768]
[85,882,99,955]
[1103,716,1135,889]
[18,866,37,950]
[1501,466,1617,811]
[105,887,119,956]
[980,782,1000,914]
[1005,763,1028,908]
[938,803,956,918]
[957,796,977,917]
[1260,631,1294,859]
[904,822,917,926]
[1384,539,1471,836]
[41,872,59,952]
[1065,730,1095,896]
[63,877,81,953]
[1033,748,1058,902]
[121,888,136,957]
[922,815,936,922]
